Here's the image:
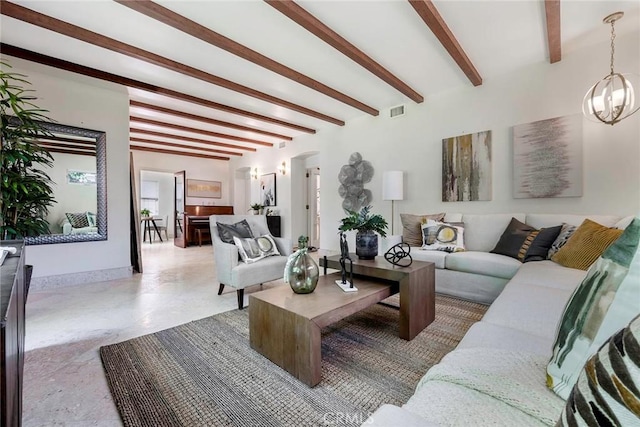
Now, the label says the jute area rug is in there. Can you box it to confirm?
[100,294,487,427]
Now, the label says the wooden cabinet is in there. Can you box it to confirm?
[266,215,281,237]
[1,241,30,427]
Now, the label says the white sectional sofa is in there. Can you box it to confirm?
[365,212,634,426]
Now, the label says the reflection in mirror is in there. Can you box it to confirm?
[12,118,108,245]
[174,171,185,248]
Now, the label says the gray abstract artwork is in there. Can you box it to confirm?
[513,115,583,199]
[338,152,374,212]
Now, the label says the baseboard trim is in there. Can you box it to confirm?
[30,266,133,290]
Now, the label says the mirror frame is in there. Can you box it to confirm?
[21,120,107,245]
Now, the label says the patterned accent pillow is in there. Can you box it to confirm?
[547,223,577,259]
[551,219,624,270]
[86,212,97,227]
[421,220,465,253]
[400,213,445,247]
[547,217,640,399]
[216,219,254,244]
[233,234,281,264]
[557,314,640,426]
[66,212,90,228]
[490,217,562,262]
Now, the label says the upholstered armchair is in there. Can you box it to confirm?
[210,215,292,309]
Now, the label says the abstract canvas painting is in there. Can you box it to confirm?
[442,131,492,202]
[186,179,221,198]
[513,115,582,199]
[260,173,276,207]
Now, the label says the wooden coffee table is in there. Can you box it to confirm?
[249,257,434,386]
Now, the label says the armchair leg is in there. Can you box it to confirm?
[237,289,245,310]
[218,283,225,295]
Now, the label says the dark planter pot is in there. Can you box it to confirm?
[356,230,378,260]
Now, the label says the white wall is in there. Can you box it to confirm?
[231,31,640,252]
[132,150,231,208]
[5,58,132,279]
[45,153,97,234]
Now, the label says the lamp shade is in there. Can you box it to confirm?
[382,171,404,201]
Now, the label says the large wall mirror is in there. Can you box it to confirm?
[11,118,108,245]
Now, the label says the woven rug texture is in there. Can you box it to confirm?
[100,294,487,427]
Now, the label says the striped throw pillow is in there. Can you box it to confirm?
[551,219,623,270]
[558,314,640,426]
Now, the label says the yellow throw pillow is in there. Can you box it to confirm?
[551,219,623,270]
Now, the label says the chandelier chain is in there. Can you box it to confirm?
[609,20,616,75]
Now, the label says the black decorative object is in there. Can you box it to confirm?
[338,232,354,288]
[384,243,413,267]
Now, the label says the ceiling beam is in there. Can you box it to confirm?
[117,0,379,116]
[130,137,242,156]
[0,44,317,133]
[266,0,423,103]
[129,100,292,141]
[130,116,272,147]
[544,0,561,63]
[130,145,229,161]
[39,146,96,157]
[408,0,482,86]
[0,2,345,125]
[130,127,256,152]
[37,141,96,152]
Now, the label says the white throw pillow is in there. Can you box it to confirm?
[421,220,465,253]
[233,234,281,264]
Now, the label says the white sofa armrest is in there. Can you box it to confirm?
[363,404,439,427]
[273,237,292,256]
[214,241,240,285]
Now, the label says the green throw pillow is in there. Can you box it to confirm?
[547,217,640,400]
[557,314,640,426]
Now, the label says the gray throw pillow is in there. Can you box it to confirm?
[217,219,254,244]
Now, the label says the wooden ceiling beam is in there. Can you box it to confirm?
[130,137,242,156]
[544,0,561,63]
[0,43,316,134]
[130,116,272,147]
[116,0,378,116]
[130,145,230,161]
[39,146,96,157]
[129,100,292,141]
[408,0,482,86]
[37,141,96,152]
[130,127,256,152]
[266,0,423,103]
[0,1,345,125]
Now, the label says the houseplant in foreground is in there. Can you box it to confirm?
[1,63,55,239]
[339,205,388,260]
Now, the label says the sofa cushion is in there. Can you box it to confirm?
[547,223,578,259]
[461,213,526,252]
[217,219,254,244]
[231,254,288,287]
[551,219,623,270]
[456,322,554,357]
[412,250,448,269]
[509,260,586,292]
[421,220,465,252]
[557,314,640,427]
[491,217,561,262]
[445,251,521,280]
[66,212,90,228]
[547,218,640,399]
[400,213,445,246]
[233,234,280,264]
[482,283,575,339]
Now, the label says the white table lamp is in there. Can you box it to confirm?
[382,171,404,235]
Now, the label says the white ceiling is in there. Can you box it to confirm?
[2,0,639,159]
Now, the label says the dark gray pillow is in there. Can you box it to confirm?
[491,217,562,262]
[217,219,254,244]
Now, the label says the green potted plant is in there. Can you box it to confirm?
[1,63,55,240]
[140,208,151,218]
[339,205,388,259]
[248,203,264,215]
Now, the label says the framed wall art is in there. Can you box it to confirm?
[513,115,583,199]
[186,179,222,199]
[442,130,492,202]
[260,173,277,207]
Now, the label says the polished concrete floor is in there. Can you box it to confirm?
[22,241,286,426]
